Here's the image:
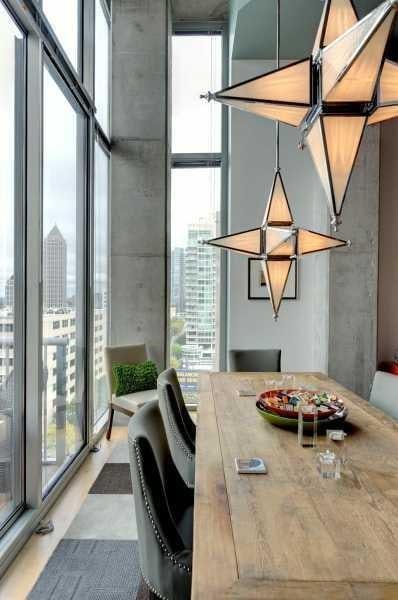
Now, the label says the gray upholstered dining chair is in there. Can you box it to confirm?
[104,343,157,440]
[128,400,193,600]
[229,349,281,372]
[158,368,196,488]
[369,371,398,419]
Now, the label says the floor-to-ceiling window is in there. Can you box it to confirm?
[171,28,227,401]
[92,0,110,432]
[0,0,111,568]
[0,1,25,531]
[93,140,109,430]
[41,64,86,494]
[94,0,110,136]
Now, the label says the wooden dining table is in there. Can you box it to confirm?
[192,372,398,599]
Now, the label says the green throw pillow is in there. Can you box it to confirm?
[112,360,158,397]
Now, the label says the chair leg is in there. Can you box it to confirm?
[106,407,114,440]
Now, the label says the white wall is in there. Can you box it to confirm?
[228,60,330,372]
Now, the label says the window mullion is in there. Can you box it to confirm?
[172,153,222,169]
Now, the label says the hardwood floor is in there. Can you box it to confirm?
[0,427,127,600]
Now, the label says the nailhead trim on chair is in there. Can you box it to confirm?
[141,571,168,600]
[163,396,194,462]
[132,440,192,577]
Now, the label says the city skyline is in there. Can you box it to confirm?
[1,223,76,306]
[170,221,219,375]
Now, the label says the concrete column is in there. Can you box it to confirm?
[111,0,169,368]
[328,126,380,398]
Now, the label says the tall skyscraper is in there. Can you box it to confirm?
[171,247,185,315]
[183,223,218,370]
[5,275,14,308]
[43,225,67,310]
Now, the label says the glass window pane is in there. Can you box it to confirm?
[42,65,85,494]
[93,142,109,428]
[0,2,24,527]
[172,35,222,153]
[43,0,79,71]
[95,0,110,135]
[170,168,221,402]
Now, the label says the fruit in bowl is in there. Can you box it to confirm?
[258,389,345,421]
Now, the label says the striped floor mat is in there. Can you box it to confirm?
[28,440,150,600]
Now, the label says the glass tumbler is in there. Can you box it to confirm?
[326,429,347,465]
[282,373,295,391]
[298,401,318,448]
[317,450,341,479]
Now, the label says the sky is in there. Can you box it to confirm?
[43,64,79,297]
[172,35,222,153]
[94,142,108,293]
[0,0,109,298]
[0,4,23,293]
[171,35,222,249]
[171,168,220,249]
[42,0,78,70]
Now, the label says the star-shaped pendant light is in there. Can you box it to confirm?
[204,168,350,320]
[205,0,398,227]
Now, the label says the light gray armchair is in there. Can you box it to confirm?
[104,344,157,440]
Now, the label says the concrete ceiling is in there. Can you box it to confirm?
[232,0,398,60]
[172,0,228,21]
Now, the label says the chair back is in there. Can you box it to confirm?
[104,343,149,396]
[370,371,398,419]
[158,368,196,488]
[229,349,281,372]
[128,401,192,599]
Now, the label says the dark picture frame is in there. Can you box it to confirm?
[248,258,298,301]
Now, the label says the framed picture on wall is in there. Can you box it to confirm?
[248,258,298,301]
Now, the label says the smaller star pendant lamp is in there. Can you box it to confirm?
[203,0,351,321]
[203,168,350,320]
[203,0,398,228]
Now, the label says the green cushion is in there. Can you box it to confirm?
[112,361,158,397]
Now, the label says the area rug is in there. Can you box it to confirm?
[28,439,151,600]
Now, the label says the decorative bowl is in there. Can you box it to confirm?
[256,395,348,431]
[258,389,345,421]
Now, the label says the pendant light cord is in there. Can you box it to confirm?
[275,0,280,172]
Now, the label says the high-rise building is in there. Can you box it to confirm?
[0,307,106,422]
[5,275,14,308]
[171,247,185,315]
[182,223,218,371]
[43,225,67,310]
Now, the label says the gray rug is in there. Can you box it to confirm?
[89,463,133,495]
[28,540,142,600]
[28,440,150,600]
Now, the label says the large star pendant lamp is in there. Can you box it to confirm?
[203,1,350,321]
[205,0,398,228]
